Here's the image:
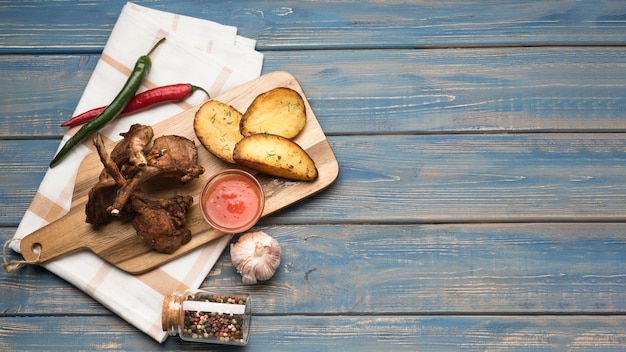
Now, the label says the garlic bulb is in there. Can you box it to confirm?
[230,231,281,284]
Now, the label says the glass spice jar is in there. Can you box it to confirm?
[162,289,251,345]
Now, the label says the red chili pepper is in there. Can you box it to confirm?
[60,83,209,127]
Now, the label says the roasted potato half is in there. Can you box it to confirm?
[233,133,318,181]
[240,87,307,139]
[194,100,243,163]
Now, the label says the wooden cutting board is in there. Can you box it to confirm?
[20,71,339,274]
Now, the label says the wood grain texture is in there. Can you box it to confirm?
[1,0,625,52]
[2,0,626,350]
[287,133,626,223]
[1,315,626,351]
[0,55,95,137]
[5,133,626,225]
[209,223,626,314]
[4,223,626,315]
[2,48,626,138]
[18,71,339,273]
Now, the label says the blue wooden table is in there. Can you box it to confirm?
[2,1,626,350]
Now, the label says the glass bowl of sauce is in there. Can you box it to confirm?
[199,169,265,234]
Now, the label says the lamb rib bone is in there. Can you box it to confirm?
[107,134,205,215]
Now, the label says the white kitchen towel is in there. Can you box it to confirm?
[10,2,263,342]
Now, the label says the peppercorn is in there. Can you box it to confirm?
[162,289,251,345]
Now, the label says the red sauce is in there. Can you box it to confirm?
[201,171,263,233]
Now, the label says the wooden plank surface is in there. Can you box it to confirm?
[2,0,626,350]
[3,48,626,138]
[2,315,626,351]
[1,0,626,51]
[4,223,626,315]
[5,133,626,225]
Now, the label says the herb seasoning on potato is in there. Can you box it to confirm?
[233,133,318,181]
[194,87,318,182]
[240,87,306,139]
[194,100,243,164]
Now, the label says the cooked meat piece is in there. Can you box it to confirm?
[85,124,204,254]
[109,123,154,169]
[93,133,127,186]
[130,192,193,254]
[108,135,205,216]
[87,125,154,227]
[86,178,121,227]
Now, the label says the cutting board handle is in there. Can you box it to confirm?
[20,205,94,264]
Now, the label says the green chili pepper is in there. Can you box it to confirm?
[49,38,166,168]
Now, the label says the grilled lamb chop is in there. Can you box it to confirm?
[86,124,155,227]
[108,123,154,169]
[87,125,204,222]
[130,192,193,253]
[107,134,205,216]
[85,124,205,254]
[85,179,128,227]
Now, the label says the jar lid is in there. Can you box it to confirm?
[161,292,183,333]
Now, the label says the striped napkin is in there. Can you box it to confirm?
[10,2,263,342]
